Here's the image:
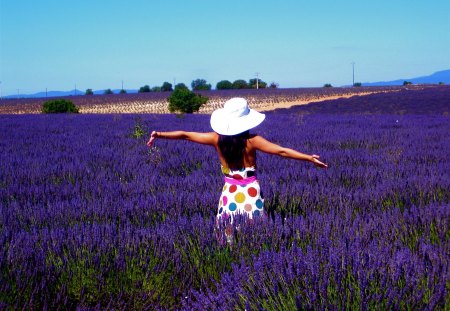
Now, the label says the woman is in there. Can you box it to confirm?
[147,97,327,222]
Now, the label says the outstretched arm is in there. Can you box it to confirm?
[250,135,328,168]
[146,130,217,147]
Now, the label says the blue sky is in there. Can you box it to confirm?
[1,0,449,95]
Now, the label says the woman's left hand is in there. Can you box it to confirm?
[147,131,157,147]
[311,154,328,168]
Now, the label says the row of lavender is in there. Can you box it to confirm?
[280,85,450,115]
[1,92,449,309]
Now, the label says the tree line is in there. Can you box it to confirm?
[84,78,279,95]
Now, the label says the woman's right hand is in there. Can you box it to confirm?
[146,131,157,147]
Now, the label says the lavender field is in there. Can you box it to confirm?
[0,86,402,114]
[1,87,449,310]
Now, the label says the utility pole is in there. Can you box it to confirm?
[121,80,124,91]
[255,72,260,89]
[351,62,355,86]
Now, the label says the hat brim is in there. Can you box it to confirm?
[210,108,265,135]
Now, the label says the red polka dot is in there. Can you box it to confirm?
[232,174,243,180]
[229,185,237,193]
[248,187,258,197]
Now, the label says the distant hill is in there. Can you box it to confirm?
[362,70,450,86]
[4,69,449,98]
[4,89,138,99]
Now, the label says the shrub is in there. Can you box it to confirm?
[42,99,79,113]
[216,80,233,90]
[324,83,333,88]
[161,82,173,92]
[174,83,188,91]
[85,89,94,95]
[104,89,114,95]
[191,79,211,91]
[232,79,249,89]
[249,78,267,89]
[168,88,208,113]
[139,85,151,93]
[269,82,279,89]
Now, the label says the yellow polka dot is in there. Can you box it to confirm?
[223,185,228,191]
[235,192,246,203]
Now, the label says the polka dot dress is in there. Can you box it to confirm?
[217,166,264,219]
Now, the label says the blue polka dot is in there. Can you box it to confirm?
[255,199,263,209]
[219,207,223,214]
[253,210,261,217]
[240,184,247,188]
[229,203,237,212]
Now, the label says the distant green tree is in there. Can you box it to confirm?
[139,85,151,93]
[249,78,267,89]
[104,89,114,95]
[438,82,445,85]
[151,86,162,92]
[85,89,94,95]
[403,81,412,86]
[42,99,79,113]
[174,83,188,90]
[269,82,279,89]
[119,89,127,94]
[191,79,212,90]
[216,80,233,90]
[168,88,208,113]
[324,83,333,87]
[353,82,362,87]
[161,82,173,92]
[232,79,249,89]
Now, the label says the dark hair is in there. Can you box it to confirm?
[218,131,249,169]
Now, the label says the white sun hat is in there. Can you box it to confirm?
[210,97,265,136]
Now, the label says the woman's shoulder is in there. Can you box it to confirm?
[248,133,263,140]
[247,133,267,144]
